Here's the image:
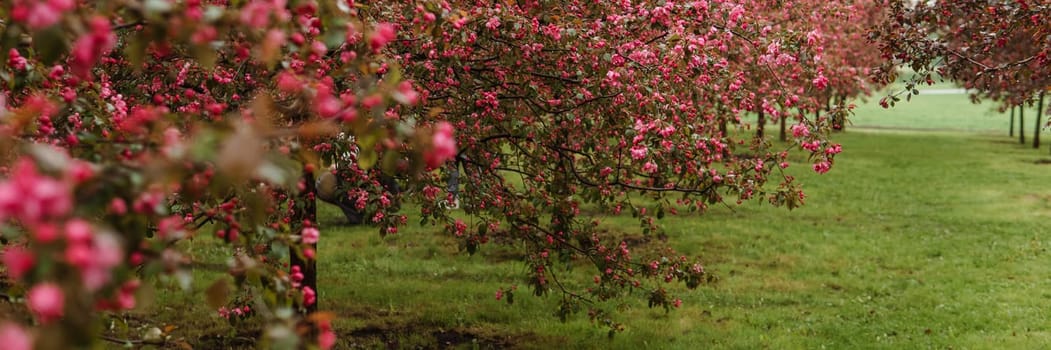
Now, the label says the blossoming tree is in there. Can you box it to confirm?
[362,0,853,331]
[0,0,453,348]
[0,0,877,347]
[872,0,1049,142]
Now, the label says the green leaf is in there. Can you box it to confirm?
[357,148,378,170]
[32,27,68,65]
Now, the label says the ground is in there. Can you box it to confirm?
[82,87,1051,348]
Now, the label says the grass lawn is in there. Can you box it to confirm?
[849,92,1014,133]
[141,94,1051,349]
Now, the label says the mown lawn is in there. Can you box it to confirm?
[143,95,1051,349]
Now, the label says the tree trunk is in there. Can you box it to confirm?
[1010,105,1015,137]
[756,109,765,139]
[779,112,787,141]
[291,165,318,313]
[1035,97,1042,149]
[1020,105,1026,145]
[1036,92,1046,154]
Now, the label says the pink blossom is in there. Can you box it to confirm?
[69,16,117,79]
[813,161,831,174]
[812,73,829,90]
[791,124,810,138]
[806,30,822,46]
[642,161,658,174]
[301,227,319,244]
[630,145,648,160]
[31,224,59,243]
[276,71,303,94]
[302,286,316,306]
[2,246,35,280]
[825,144,843,155]
[65,219,93,243]
[10,0,74,30]
[0,159,72,225]
[424,122,457,168]
[0,322,32,350]
[393,81,419,105]
[485,17,501,30]
[318,319,336,350]
[7,49,27,70]
[27,283,64,323]
[369,23,397,52]
[109,198,127,215]
[68,160,94,183]
[72,232,124,291]
[116,279,139,310]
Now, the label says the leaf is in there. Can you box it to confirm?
[124,33,149,70]
[357,148,378,170]
[205,279,231,309]
[32,27,68,65]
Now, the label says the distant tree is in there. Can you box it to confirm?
[873,0,1050,144]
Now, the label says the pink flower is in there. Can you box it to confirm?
[276,71,303,94]
[27,283,64,323]
[108,198,127,215]
[10,0,74,30]
[302,286,316,306]
[393,81,419,105]
[7,49,27,70]
[65,219,93,243]
[630,145,648,160]
[791,124,810,138]
[2,246,35,280]
[824,144,843,155]
[116,279,139,310]
[67,231,123,291]
[0,159,72,225]
[369,23,397,52]
[424,122,457,168]
[68,160,94,183]
[812,73,829,90]
[31,224,59,243]
[813,161,831,174]
[806,30,822,46]
[301,227,319,244]
[642,161,658,174]
[485,17,501,30]
[318,319,336,349]
[0,322,32,350]
[69,16,116,79]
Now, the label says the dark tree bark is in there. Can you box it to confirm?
[291,165,318,313]
[1010,105,1015,137]
[756,109,765,139]
[1035,98,1042,149]
[779,112,787,141]
[1020,104,1026,145]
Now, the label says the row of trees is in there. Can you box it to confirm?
[872,0,1049,149]
[1,0,1024,348]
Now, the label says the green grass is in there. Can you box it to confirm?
[849,92,1014,132]
[140,95,1051,349]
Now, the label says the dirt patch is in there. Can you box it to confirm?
[344,322,546,349]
